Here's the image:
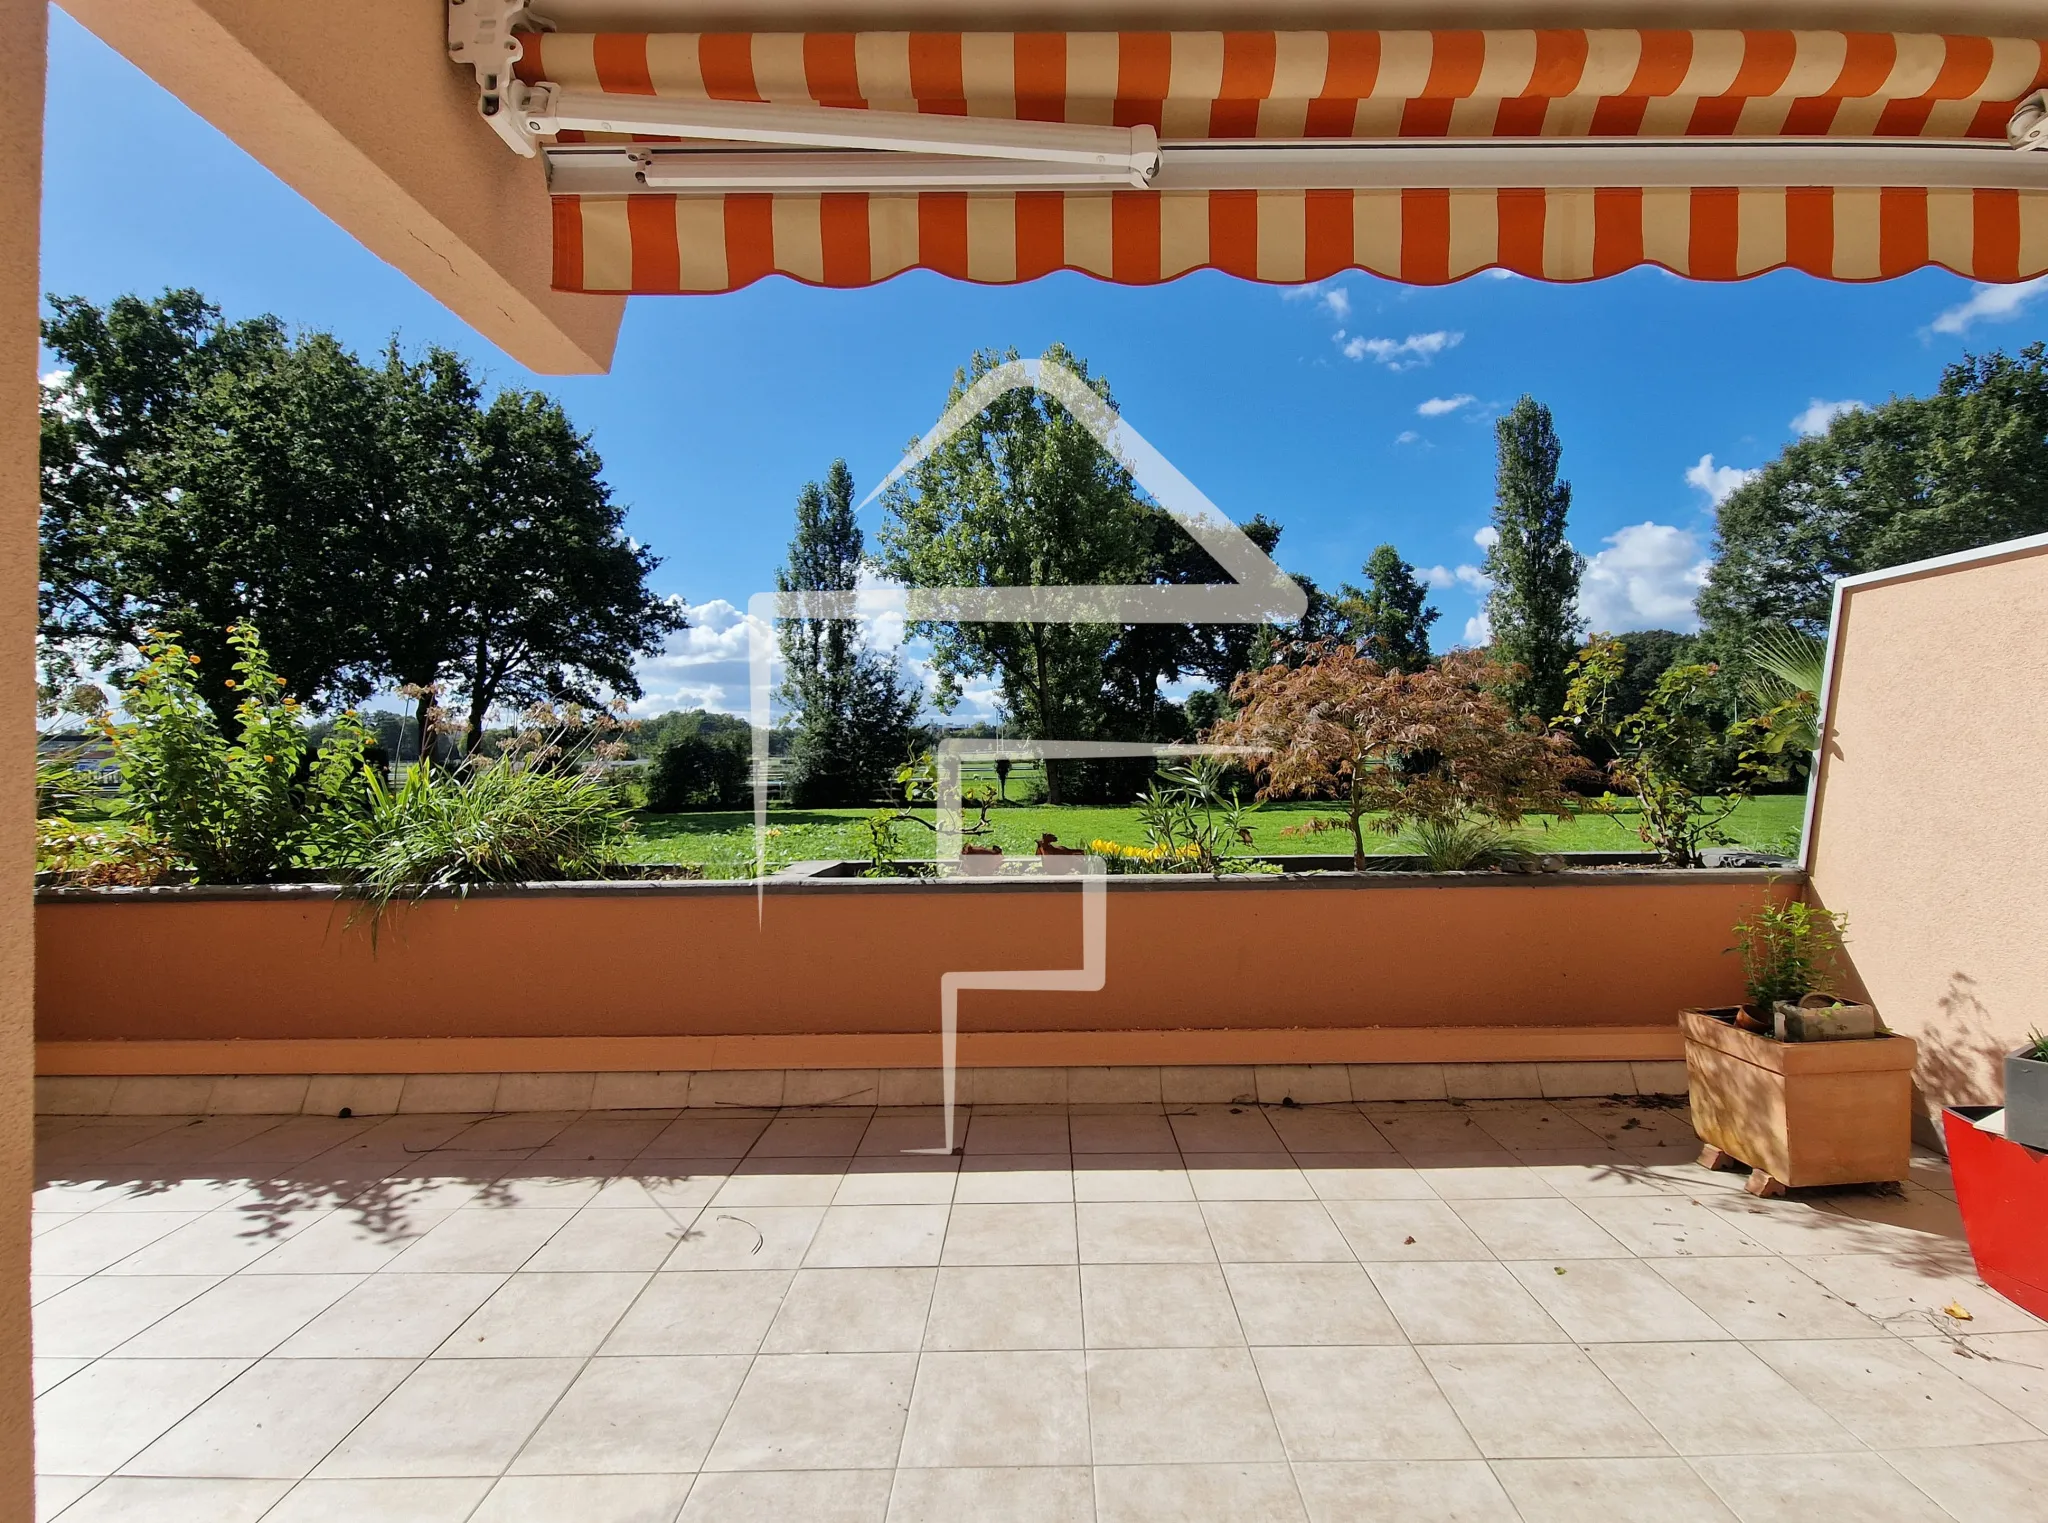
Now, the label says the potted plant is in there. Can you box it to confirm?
[2005,1029,2048,1150]
[1681,898,1916,1195]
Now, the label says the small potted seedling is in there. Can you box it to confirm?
[2005,1030,2048,1150]
[1681,897,1915,1194]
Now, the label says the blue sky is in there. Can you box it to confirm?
[40,12,2048,718]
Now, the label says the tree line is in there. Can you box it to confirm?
[38,289,685,750]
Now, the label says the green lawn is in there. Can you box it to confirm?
[624,793,1807,872]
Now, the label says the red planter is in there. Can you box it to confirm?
[1943,1106,2048,1321]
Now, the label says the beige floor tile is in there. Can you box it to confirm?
[1071,1112,1178,1153]
[643,1117,771,1159]
[106,1208,336,1275]
[922,1265,1084,1351]
[509,1354,748,1473]
[1691,1453,1952,1523]
[28,1276,80,1306]
[763,1267,935,1352]
[599,1269,790,1355]
[1265,1107,1394,1155]
[1293,1460,1518,1523]
[1201,1201,1353,1263]
[1904,1332,2048,1429]
[273,1273,506,1359]
[32,1274,219,1357]
[886,1465,1093,1522]
[1077,1201,1216,1263]
[261,1477,493,1523]
[436,1271,647,1357]
[1171,1108,1286,1154]
[383,1207,573,1273]
[632,1164,741,1212]
[804,1205,950,1268]
[1187,1157,1316,1202]
[1752,1338,2045,1448]
[1590,1342,1863,1455]
[1086,1347,1285,1464]
[680,1469,894,1521]
[31,1212,210,1277]
[753,1115,870,1157]
[943,1203,1077,1265]
[534,1114,675,1163]
[1647,1256,1889,1340]
[33,1357,249,1475]
[1072,1155,1195,1202]
[1494,1458,1738,1522]
[1578,1198,1776,1259]
[245,1208,456,1275]
[1508,1259,1734,1342]
[1083,1263,1244,1347]
[1567,1105,1704,1150]
[1224,1262,1404,1346]
[1796,1254,2043,1335]
[953,1155,1075,1204]
[833,1158,959,1205]
[1093,1462,1305,1522]
[1256,1344,1478,1460]
[1517,1150,1691,1198]
[1883,1439,2048,1522]
[112,1273,361,1359]
[1467,1104,1607,1151]
[121,1358,414,1478]
[1292,1155,1436,1201]
[1700,1194,1927,1260]
[857,1113,965,1157]
[91,1177,256,1214]
[1369,1109,1498,1153]
[1324,1199,1492,1262]
[900,1349,1090,1466]
[519,1208,684,1272]
[710,1159,847,1208]
[1408,1155,1559,1200]
[42,1477,290,1523]
[312,1358,580,1477]
[966,1113,1071,1154]
[663,1206,823,1270]
[1450,1198,1632,1259]
[701,1352,916,1470]
[1368,1262,1567,1344]
[475,1473,695,1522]
[1423,1344,1667,1458]
[32,1474,96,1522]
[32,1360,88,1399]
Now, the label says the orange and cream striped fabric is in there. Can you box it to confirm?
[518,30,2048,292]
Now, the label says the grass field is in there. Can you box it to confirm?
[623,793,1807,872]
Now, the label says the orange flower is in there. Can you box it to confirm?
[223,679,237,689]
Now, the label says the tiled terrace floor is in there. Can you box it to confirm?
[30,1097,2048,1522]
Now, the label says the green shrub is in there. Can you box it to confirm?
[105,624,375,883]
[1397,815,1539,872]
[1730,897,1846,1013]
[351,759,629,910]
[646,731,751,811]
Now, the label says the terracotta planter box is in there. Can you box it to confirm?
[1681,1007,1917,1191]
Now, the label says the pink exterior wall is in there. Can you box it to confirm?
[1806,536,2048,1125]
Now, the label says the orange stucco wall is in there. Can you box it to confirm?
[37,875,1789,1059]
[1806,539,2048,1123]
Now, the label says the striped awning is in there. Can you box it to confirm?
[517,29,2048,292]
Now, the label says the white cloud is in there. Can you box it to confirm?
[1341,330,1463,370]
[1416,394,1476,417]
[1320,288,1351,321]
[1790,398,1866,436]
[1420,564,1455,589]
[1473,526,1499,551]
[1578,522,1710,634]
[1454,564,1493,594]
[1284,280,1352,323]
[625,598,770,717]
[1685,453,1759,506]
[1462,610,1492,647]
[1929,275,2048,336]
[1394,429,1421,445]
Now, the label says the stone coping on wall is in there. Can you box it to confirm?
[35,863,1799,903]
[35,1059,1693,1116]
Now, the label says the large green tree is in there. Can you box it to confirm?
[778,459,920,805]
[877,346,1157,804]
[1331,543,1439,672]
[1483,396,1585,723]
[39,289,686,745]
[1699,343,2048,655]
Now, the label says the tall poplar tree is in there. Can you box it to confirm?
[1483,397,1585,723]
[778,460,920,806]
